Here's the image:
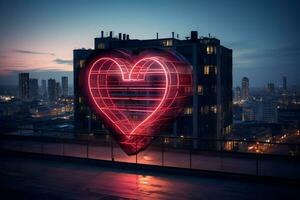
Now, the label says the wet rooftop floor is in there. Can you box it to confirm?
[0,154,298,200]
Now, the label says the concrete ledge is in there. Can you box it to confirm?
[1,149,299,186]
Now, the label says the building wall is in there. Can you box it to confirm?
[73,32,232,146]
[18,73,29,100]
[62,77,68,97]
[48,79,57,101]
[29,78,39,100]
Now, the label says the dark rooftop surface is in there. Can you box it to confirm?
[0,154,298,200]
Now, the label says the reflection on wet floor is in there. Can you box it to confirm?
[0,154,298,199]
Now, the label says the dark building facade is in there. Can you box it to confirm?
[48,78,57,101]
[242,77,249,100]
[29,78,39,100]
[62,76,68,97]
[41,80,47,99]
[18,73,29,100]
[278,105,300,129]
[283,76,287,91]
[74,31,232,146]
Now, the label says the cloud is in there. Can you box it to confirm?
[15,49,55,56]
[0,63,72,75]
[53,58,72,65]
[233,44,300,68]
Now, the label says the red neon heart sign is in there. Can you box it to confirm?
[81,49,193,155]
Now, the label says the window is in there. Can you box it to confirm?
[98,43,106,49]
[185,86,192,95]
[211,105,217,113]
[204,65,210,75]
[204,65,217,75]
[184,107,193,115]
[197,85,203,95]
[213,66,217,75]
[201,106,209,114]
[206,45,216,54]
[204,106,209,114]
[80,60,85,68]
[162,39,173,47]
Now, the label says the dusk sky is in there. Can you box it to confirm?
[0,0,300,87]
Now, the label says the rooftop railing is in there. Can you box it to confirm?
[0,126,299,179]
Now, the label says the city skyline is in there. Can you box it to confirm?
[0,1,299,198]
[1,0,300,87]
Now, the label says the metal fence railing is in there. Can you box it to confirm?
[1,127,300,179]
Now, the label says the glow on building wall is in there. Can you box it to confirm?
[81,49,193,155]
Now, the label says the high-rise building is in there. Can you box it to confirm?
[56,82,61,98]
[283,76,287,91]
[278,105,300,129]
[48,78,57,101]
[262,97,277,123]
[62,76,68,97]
[267,82,275,94]
[242,99,263,121]
[41,80,47,99]
[29,78,39,99]
[282,76,288,105]
[18,73,29,100]
[241,77,249,100]
[73,31,233,148]
[234,86,241,102]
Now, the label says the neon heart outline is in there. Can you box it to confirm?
[88,56,172,139]
[82,49,193,155]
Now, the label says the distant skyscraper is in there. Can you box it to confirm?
[41,80,47,99]
[234,86,241,102]
[62,76,68,97]
[29,78,39,99]
[18,73,29,100]
[56,82,61,98]
[267,82,275,94]
[283,76,287,91]
[262,97,277,123]
[282,76,288,105]
[48,78,57,101]
[241,77,249,100]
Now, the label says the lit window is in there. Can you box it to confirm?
[80,60,85,68]
[184,107,193,115]
[204,65,209,75]
[98,43,106,49]
[206,45,216,54]
[197,85,203,95]
[211,105,217,113]
[204,65,217,75]
[162,40,173,47]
